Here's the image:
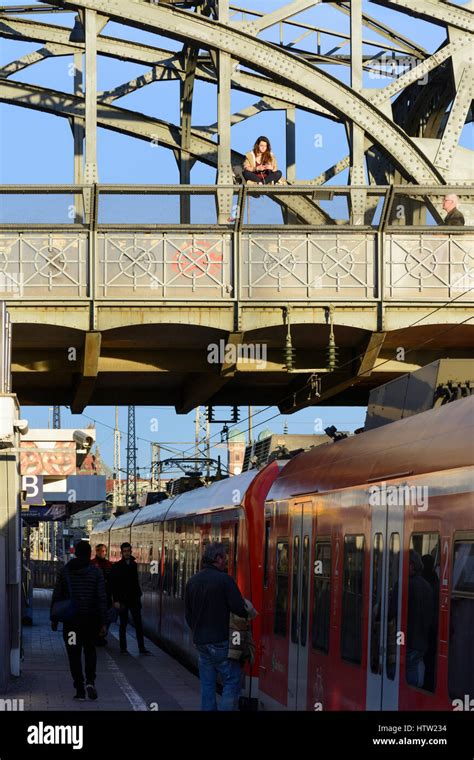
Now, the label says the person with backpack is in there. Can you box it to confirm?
[50,541,107,701]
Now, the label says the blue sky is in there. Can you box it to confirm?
[1,0,471,473]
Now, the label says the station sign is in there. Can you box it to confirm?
[22,474,44,506]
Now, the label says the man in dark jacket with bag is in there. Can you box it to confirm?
[50,541,107,701]
[185,542,248,711]
[110,542,150,655]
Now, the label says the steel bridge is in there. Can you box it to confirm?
[0,0,473,413]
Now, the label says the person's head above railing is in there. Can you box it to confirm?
[442,193,465,226]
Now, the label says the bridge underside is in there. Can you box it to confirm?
[10,308,473,412]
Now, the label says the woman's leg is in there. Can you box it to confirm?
[243,170,263,183]
[264,170,282,184]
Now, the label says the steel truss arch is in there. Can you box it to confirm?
[1,0,472,194]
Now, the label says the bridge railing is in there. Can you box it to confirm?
[0,185,472,303]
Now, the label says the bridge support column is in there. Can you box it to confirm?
[84,8,98,185]
[349,0,367,225]
[217,0,233,224]
[72,51,85,223]
[179,45,198,223]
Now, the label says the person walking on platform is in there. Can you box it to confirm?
[185,542,249,711]
[110,542,151,655]
[50,541,107,701]
[91,543,113,646]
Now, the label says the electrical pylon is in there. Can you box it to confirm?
[126,406,137,510]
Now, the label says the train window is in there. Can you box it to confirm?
[274,538,289,637]
[172,539,179,597]
[201,536,210,570]
[233,524,238,579]
[291,536,300,643]
[312,541,331,653]
[449,539,474,700]
[386,532,400,681]
[341,535,365,665]
[221,538,231,573]
[370,533,384,674]
[263,519,271,589]
[179,537,186,599]
[193,537,200,575]
[300,535,310,647]
[406,533,440,692]
[163,542,171,595]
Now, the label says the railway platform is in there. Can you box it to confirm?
[0,589,200,712]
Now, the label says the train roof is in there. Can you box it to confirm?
[92,517,117,534]
[131,496,178,527]
[267,396,474,501]
[166,468,264,520]
[109,510,138,530]
[126,467,274,527]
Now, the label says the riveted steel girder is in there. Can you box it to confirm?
[371,0,474,34]
[0,17,335,118]
[44,0,446,184]
[0,79,330,223]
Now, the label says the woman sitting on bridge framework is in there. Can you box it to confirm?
[242,136,283,185]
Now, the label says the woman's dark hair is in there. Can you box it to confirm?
[253,135,272,165]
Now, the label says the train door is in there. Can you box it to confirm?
[366,492,404,710]
[288,501,312,710]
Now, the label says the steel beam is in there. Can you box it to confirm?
[434,65,473,171]
[72,51,84,223]
[331,2,427,57]
[84,9,98,184]
[179,44,199,222]
[6,80,334,224]
[349,0,366,224]
[371,0,474,34]
[237,0,323,35]
[71,330,101,413]
[43,0,446,184]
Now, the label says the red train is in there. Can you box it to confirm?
[92,395,474,710]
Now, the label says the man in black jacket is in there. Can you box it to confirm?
[51,541,106,701]
[110,542,150,655]
[185,542,248,711]
[442,194,465,225]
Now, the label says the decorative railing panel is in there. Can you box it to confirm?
[240,233,376,300]
[96,233,233,299]
[0,232,88,298]
[384,234,474,301]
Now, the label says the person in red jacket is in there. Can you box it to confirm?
[91,544,113,646]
